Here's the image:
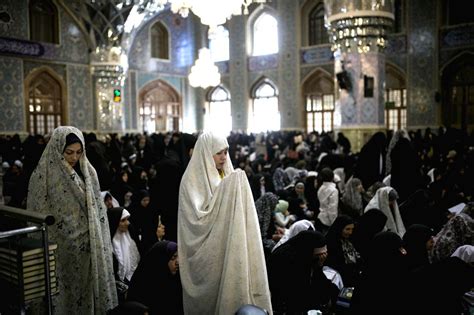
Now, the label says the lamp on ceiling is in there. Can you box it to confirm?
[161,0,267,31]
[188,48,220,89]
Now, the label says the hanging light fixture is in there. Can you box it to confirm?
[165,0,267,32]
[188,48,221,88]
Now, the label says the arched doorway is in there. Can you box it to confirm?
[24,67,66,135]
[302,68,335,133]
[138,80,181,133]
[441,53,474,132]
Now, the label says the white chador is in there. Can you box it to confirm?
[178,132,273,315]
[364,186,406,237]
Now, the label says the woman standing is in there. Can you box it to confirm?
[178,131,272,315]
[27,126,118,314]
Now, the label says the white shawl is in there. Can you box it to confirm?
[364,186,406,237]
[112,209,140,282]
[178,131,272,315]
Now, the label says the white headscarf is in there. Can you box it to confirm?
[178,131,272,315]
[112,209,140,282]
[364,186,406,237]
[27,126,118,313]
[272,219,315,252]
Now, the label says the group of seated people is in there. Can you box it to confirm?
[1,126,473,314]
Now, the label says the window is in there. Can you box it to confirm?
[151,21,169,60]
[385,89,407,131]
[139,80,181,133]
[308,3,328,45]
[385,65,407,131]
[252,13,278,56]
[209,26,229,62]
[306,94,334,133]
[29,0,58,44]
[205,86,232,135]
[26,71,64,135]
[249,80,280,133]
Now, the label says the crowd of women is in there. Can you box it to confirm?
[0,125,473,314]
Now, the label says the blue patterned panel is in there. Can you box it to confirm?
[40,7,89,64]
[229,15,248,130]
[441,24,474,48]
[278,0,300,128]
[0,0,28,40]
[216,61,229,74]
[128,11,194,75]
[0,57,24,132]
[129,71,137,130]
[301,46,333,65]
[23,61,66,81]
[67,64,93,129]
[248,54,278,71]
[407,0,437,126]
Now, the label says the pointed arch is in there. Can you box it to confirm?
[247,5,279,56]
[302,67,335,132]
[138,79,181,132]
[301,0,329,47]
[249,77,280,133]
[204,85,232,135]
[24,66,67,134]
[29,0,59,44]
[385,62,407,131]
[440,52,474,131]
[150,20,170,60]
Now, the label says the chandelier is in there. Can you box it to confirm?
[324,0,394,53]
[158,0,267,31]
[188,48,221,88]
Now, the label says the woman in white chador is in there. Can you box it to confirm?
[364,186,406,237]
[178,131,272,315]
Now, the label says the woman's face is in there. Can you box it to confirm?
[295,184,305,195]
[213,148,228,170]
[356,184,364,193]
[118,217,130,233]
[313,249,328,266]
[63,142,83,167]
[122,172,128,182]
[141,196,150,208]
[168,252,179,275]
[341,223,355,239]
[104,196,114,209]
[426,236,434,251]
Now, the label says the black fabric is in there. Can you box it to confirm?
[127,241,183,315]
[354,132,387,189]
[351,209,387,262]
[269,230,337,314]
[402,224,434,272]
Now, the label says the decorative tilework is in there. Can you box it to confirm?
[441,24,474,48]
[40,8,89,64]
[407,0,437,126]
[0,0,28,40]
[67,64,93,130]
[128,11,194,75]
[229,15,248,130]
[248,54,278,71]
[301,46,333,64]
[0,57,24,132]
[277,0,300,129]
[23,61,66,81]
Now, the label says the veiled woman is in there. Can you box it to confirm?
[178,131,272,315]
[27,126,118,314]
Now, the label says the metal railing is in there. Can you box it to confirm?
[0,205,55,315]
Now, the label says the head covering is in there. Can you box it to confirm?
[451,245,474,263]
[2,161,10,169]
[13,160,23,168]
[101,191,120,209]
[274,199,289,213]
[107,207,140,282]
[342,177,364,216]
[64,132,83,152]
[402,224,434,270]
[364,186,406,236]
[127,241,182,315]
[178,131,272,314]
[27,126,118,313]
[255,193,279,249]
[320,167,334,182]
[272,219,315,252]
